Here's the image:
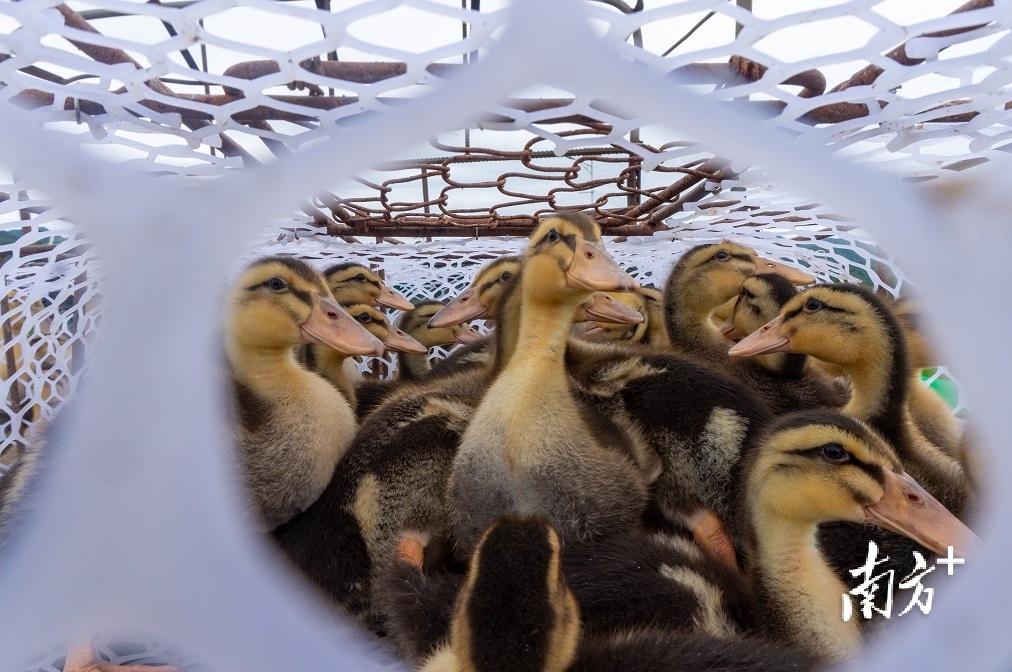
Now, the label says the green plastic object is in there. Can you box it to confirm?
[920,368,960,410]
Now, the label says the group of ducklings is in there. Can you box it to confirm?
[0,213,979,671]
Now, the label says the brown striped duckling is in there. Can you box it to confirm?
[226,256,383,530]
[876,291,965,461]
[448,213,647,556]
[663,241,814,365]
[739,410,976,661]
[424,256,522,379]
[729,283,972,517]
[395,300,483,382]
[717,272,845,413]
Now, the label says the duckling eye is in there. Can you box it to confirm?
[804,298,823,313]
[267,277,287,291]
[820,443,850,464]
[546,229,560,243]
[356,313,372,323]
[354,274,366,282]
[714,250,730,261]
[500,271,513,282]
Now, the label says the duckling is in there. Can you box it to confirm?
[559,335,770,569]
[300,261,411,374]
[351,301,482,418]
[274,363,488,626]
[663,241,814,366]
[383,517,820,672]
[273,262,527,625]
[429,258,643,378]
[309,301,427,412]
[273,255,646,626]
[323,261,414,311]
[584,285,669,347]
[227,256,383,530]
[718,273,846,412]
[396,300,483,382]
[729,283,971,516]
[424,256,522,378]
[710,249,821,330]
[738,410,976,661]
[448,214,649,555]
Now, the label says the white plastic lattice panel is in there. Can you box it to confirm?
[0,0,1005,671]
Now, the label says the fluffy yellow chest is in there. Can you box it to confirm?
[234,361,358,530]
[478,358,581,466]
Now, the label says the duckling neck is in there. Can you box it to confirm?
[841,338,907,442]
[646,315,669,347]
[752,516,861,661]
[229,342,303,388]
[758,351,806,378]
[666,282,733,362]
[398,350,431,380]
[307,344,356,406]
[512,294,583,376]
[491,286,524,373]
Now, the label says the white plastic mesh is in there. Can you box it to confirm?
[0,0,1003,669]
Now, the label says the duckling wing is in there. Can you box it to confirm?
[608,355,773,541]
[274,374,483,625]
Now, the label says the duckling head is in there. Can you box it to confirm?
[427,256,522,328]
[584,286,660,341]
[323,262,414,311]
[228,257,383,356]
[523,214,637,305]
[721,272,799,340]
[341,302,427,354]
[573,291,645,326]
[747,410,975,556]
[671,241,814,313]
[397,300,483,348]
[728,283,899,370]
[453,516,581,672]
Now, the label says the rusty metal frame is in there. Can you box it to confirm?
[1,1,999,238]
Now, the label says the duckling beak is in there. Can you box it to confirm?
[428,287,487,328]
[582,292,645,324]
[455,324,483,344]
[718,315,740,339]
[566,240,639,292]
[727,315,790,357]
[382,326,429,354]
[582,325,606,337]
[864,470,979,558]
[756,257,816,285]
[302,293,385,357]
[377,284,415,311]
